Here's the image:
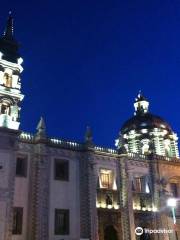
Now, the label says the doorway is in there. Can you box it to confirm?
[104,225,118,240]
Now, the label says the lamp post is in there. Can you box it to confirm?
[167,198,176,224]
[167,198,178,240]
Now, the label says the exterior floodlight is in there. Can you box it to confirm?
[167,198,177,208]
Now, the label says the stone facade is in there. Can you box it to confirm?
[4,136,179,240]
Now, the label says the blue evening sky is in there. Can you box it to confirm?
[1,0,180,147]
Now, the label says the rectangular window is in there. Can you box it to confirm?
[16,157,27,177]
[54,159,69,181]
[134,177,144,192]
[100,169,113,189]
[135,178,142,192]
[12,207,23,235]
[170,183,178,197]
[55,209,69,235]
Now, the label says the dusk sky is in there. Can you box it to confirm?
[1,0,180,147]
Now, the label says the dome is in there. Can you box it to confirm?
[121,113,173,135]
[117,92,179,158]
[120,92,173,135]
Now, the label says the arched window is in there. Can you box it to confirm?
[3,73,12,88]
[1,104,9,114]
[168,177,180,198]
[164,139,172,157]
[141,139,150,155]
[142,143,149,155]
[0,100,12,115]
[170,182,178,197]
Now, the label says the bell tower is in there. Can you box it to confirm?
[0,12,24,130]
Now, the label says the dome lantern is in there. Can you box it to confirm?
[134,91,149,116]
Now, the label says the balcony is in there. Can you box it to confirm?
[133,192,154,212]
[96,188,120,210]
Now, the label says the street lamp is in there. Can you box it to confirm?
[167,198,178,240]
[167,198,177,224]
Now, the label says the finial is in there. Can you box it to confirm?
[36,117,46,140]
[85,126,93,146]
[3,11,14,40]
[135,90,147,102]
[138,90,142,98]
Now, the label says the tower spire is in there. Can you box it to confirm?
[3,11,14,41]
[0,12,20,63]
[84,126,94,146]
[35,117,47,140]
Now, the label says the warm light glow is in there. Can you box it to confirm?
[107,205,112,209]
[136,206,141,210]
[114,204,119,210]
[96,202,100,208]
[99,169,113,189]
[101,203,106,208]
[152,206,157,212]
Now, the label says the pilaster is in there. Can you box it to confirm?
[119,155,135,240]
[28,140,50,240]
[79,148,98,240]
[79,151,91,239]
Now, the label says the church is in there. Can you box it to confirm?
[0,13,180,240]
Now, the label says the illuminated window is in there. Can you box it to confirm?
[142,143,149,155]
[12,207,23,235]
[134,177,147,192]
[3,73,12,87]
[135,178,142,192]
[55,209,69,235]
[100,169,113,189]
[164,139,171,157]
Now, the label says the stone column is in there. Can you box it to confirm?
[79,148,98,240]
[149,155,163,240]
[28,141,50,240]
[119,155,136,240]
[79,151,91,239]
[88,152,99,240]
